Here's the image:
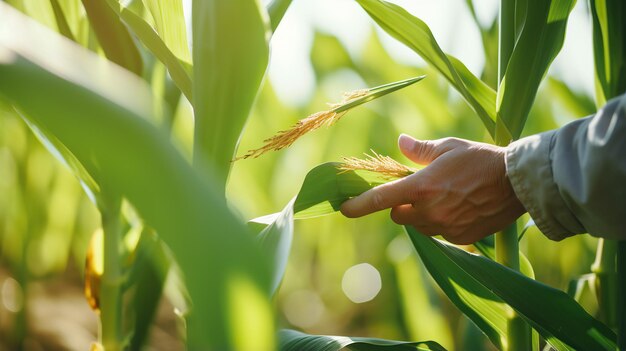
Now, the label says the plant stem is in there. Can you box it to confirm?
[591,239,617,328]
[497,3,532,349]
[496,222,520,271]
[507,311,532,351]
[618,240,626,349]
[100,194,123,351]
[496,223,532,351]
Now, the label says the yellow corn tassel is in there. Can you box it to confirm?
[339,150,415,180]
[236,89,368,160]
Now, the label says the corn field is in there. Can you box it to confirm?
[0,0,624,350]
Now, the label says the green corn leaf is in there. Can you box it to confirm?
[142,0,190,63]
[279,329,447,351]
[193,0,270,189]
[253,162,397,295]
[517,219,536,242]
[250,163,387,224]
[80,0,143,75]
[464,0,499,89]
[407,231,509,350]
[49,0,76,41]
[406,226,617,351]
[268,0,293,32]
[355,0,497,137]
[0,6,274,349]
[258,198,294,294]
[99,0,192,101]
[18,112,103,207]
[590,0,626,105]
[495,0,575,142]
[472,235,535,279]
[567,274,599,318]
[548,0,577,22]
[5,0,57,30]
[293,164,385,218]
[333,76,426,113]
[117,5,192,101]
[251,163,385,295]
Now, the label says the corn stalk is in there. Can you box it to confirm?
[495,2,530,350]
[98,192,123,351]
[589,1,626,348]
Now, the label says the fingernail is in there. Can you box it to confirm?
[398,134,415,150]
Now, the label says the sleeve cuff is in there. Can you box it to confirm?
[505,131,583,241]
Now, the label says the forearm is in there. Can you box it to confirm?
[506,94,626,240]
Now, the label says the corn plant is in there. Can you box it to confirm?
[0,0,624,350]
[587,1,626,348]
[1,0,276,349]
[0,0,432,349]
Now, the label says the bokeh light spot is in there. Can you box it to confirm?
[341,263,382,303]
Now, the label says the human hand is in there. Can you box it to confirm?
[340,134,526,244]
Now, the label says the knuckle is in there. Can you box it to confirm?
[406,183,422,202]
[410,178,433,201]
[440,137,467,150]
[446,137,463,145]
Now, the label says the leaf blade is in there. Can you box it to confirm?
[590,0,626,105]
[192,0,270,187]
[496,0,576,141]
[355,0,496,136]
[102,0,193,101]
[80,0,143,75]
[268,0,293,32]
[279,329,447,351]
[406,227,616,351]
[142,0,190,63]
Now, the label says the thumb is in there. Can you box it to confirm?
[398,134,449,165]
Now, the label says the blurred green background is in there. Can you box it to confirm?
[0,0,602,349]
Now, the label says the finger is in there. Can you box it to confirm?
[390,206,442,236]
[398,134,459,165]
[390,204,418,225]
[340,178,414,218]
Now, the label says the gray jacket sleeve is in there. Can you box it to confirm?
[505,94,626,241]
